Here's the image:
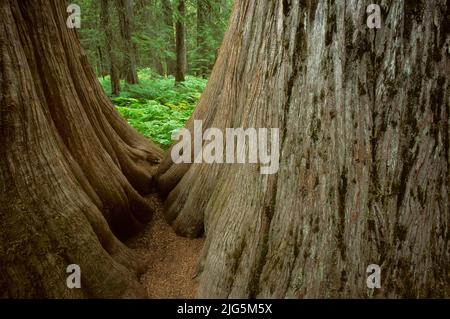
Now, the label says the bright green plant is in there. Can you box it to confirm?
[100,69,207,148]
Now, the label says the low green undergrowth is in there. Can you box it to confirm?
[99,68,207,148]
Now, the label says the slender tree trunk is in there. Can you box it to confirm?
[101,0,120,95]
[154,58,165,75]
[157,0,450,298]
[175,0,186,83]
[161,0,176,76]
[97,46,104,77]
[0,0,163,297]
[196,0,209,77]
[117,0,139,84]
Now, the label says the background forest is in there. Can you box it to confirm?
[76,0,233,147]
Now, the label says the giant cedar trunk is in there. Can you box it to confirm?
[157,0,450,298]
[0,0,163,297]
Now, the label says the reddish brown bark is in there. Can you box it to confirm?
[0,0,162,297]
[157,0,450,298]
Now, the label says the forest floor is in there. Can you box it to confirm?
[127,194,204,298]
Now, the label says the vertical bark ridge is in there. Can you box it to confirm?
[157,0,450,298]
[0,0,163,297]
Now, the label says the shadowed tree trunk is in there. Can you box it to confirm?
[97,46,105,77]
[175,0,186,83]
[162,0,176,76]
[157,0,450,298]
[196,0,210,77]
[101,0,120,95]
[117,0,139,84]
[0,0,163,297]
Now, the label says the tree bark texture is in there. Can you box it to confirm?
[0,0,163,298]
[157,0,450,298]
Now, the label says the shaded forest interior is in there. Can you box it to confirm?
[0,0,449,299]
[80,0,233,148]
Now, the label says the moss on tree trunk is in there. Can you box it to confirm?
[157,0,450,298]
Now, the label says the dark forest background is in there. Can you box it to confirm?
[76,0,232,147]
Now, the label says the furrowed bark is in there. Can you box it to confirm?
[157,0,450,298]
[0,0,163,298]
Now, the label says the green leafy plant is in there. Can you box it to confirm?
[100,69,207,148]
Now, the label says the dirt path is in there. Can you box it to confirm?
[127,194,204,298]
